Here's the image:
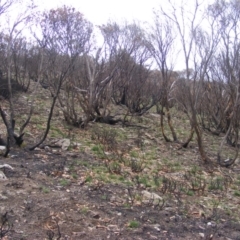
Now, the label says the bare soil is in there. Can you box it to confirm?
[0,145,240,240]
[0,88,240,240]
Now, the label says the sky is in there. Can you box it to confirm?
[39,0,161,25]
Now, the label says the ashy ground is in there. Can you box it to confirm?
[0,87,240,240]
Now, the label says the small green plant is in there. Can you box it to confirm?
[129,159,144,173]
[184,170,206,195]
[91,145,104,158]
[101,194,107,200]
[59,178,70,187]
[211,199,220,208]
[107,161,121,174]
[69,164,75,171]
[109,174,118,180]
[208,176,225,191]
[85,175,93,183]
[186,190,194,196]
[91,126,118,151]
[123,203,131,208]
[71,173,78,179]
[119,175,125,182]
[153,174,162,188]
[80,206,89,214]
[189,165,200,175]
[51,126,67,138]
[77,160,90,167]
[41,186,50,194]
[135,194,142,201]
[137,176,151,188]
[235,176,240,186]
[128,220,140,228]
[162,158,169,164]
[161,176,177,194]
[97,174,108,183]
[130,151,138,158]
[91,145,101,152]
[234,190,240,197]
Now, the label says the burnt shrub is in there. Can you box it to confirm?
[0,77,27,100]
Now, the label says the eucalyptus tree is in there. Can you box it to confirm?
[63,22,126,127]
[0,0,15,16]
[206,0,240,167]
[29,5,93,149]
[66,21,155,128]
[61,48,118,127]
[161,0,220,163]
[148,10,178,142]
[11,36,32,90]
[100,21,155,117]
[0,0,36,153]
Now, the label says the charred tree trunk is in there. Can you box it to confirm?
[166,103,178,142]
[182,127,194,148]
[160,105,171,142]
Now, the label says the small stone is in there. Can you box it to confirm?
[110,196,116,202]
[211,221,217,227]
[107,225,119,232]
[72,232,86,237]
[142,190,163,205]
[0,194,8,200]
[199,233,205,238]
[44,146,51,152]
[53,138,71,151]
[0,146,6,155]
[153,224,161,232]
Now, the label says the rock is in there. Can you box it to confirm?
[44,146,51,152]
[34,147,41,151]
[0,164,14,170]
[153,224,161,231]
[164,207,174,211]
[199,233,205,238]
[0,145,6,155]
[208,221,216,227]
[0,171,7,180]
[89,211,100,219]
[141,190,163,205]
[53,138,71,151]
[72,142,81,148]
[0,194,8,200]
[61,139,71,150]
[235,158,240,164]
[110,195,123,203]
